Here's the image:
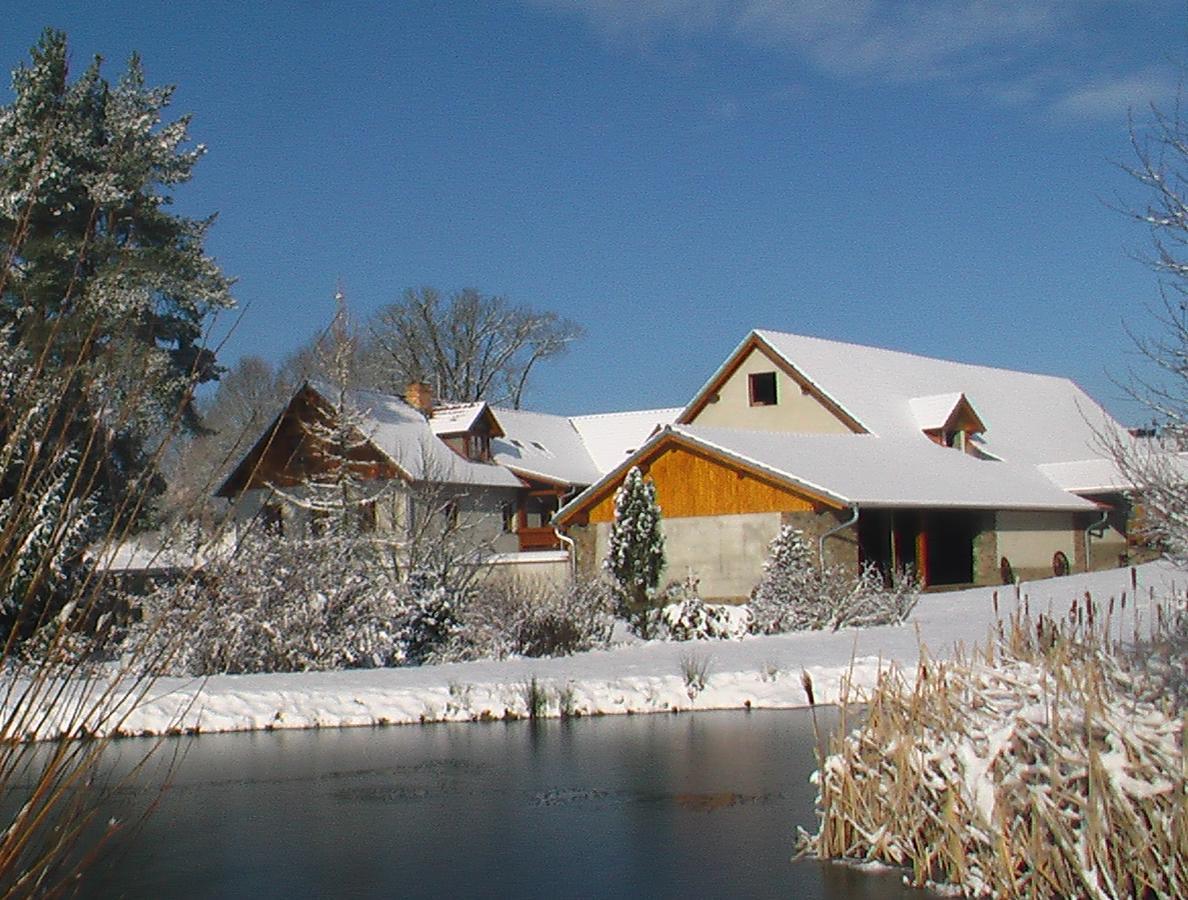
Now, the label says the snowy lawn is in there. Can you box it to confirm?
[26,561,1187,739]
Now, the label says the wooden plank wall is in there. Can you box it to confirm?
[587,444,816,523]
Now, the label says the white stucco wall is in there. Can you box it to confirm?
[689,348,851,434]
[996,510,1079,577]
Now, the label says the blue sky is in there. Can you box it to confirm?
[2,2,1185,421]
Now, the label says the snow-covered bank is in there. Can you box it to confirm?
[26,561,1188,739]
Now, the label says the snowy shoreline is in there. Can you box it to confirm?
[31,561,1187,740]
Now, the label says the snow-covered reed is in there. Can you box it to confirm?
[800,576,1188,898]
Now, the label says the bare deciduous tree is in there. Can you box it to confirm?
[365,287,582,407]
[1110,100,1188,560]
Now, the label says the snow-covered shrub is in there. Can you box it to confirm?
[446,578,614,661]
[750,525,919,634]
[603,466,665,635]
[398,570,468,666]
[125,532,406,675]
[642,579,751,641]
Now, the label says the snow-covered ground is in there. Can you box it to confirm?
[39,561,1188,739]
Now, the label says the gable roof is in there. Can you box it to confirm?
[681,330,1127,465]
[219,381,680,499]
[555,424,1097,525]
[217,383,524,496]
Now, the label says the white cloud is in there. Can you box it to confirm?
[1050,70,1178,123]
[528,0,1173,123]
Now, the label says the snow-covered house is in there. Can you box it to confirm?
[555,330,1146,600]
[216,380,676,571]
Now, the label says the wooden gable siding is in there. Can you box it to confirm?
[217,388,402,496]
[678,334,866,434]
[586,442,819,524]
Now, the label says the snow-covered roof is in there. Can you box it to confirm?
[909,392,977,432]
[670,426,1096,510]
[429,402,491,435]
[569,408,681,474]
[487,407,679,487]
[336,387,523,488]
[491,407,604,487]
[684,330,1128,467]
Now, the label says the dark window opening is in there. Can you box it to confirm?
[748,371,778,406]
[523,494,560,529]
[500,500,516,533]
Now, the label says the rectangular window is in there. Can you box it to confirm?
[748,371,778,406]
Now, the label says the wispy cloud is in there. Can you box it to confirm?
[528,0,1176,123]
[1050,69,1179,123]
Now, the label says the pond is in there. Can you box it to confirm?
[84,709,928,898]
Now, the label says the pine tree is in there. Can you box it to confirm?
[0,29,234,529]
[603,466,665,636]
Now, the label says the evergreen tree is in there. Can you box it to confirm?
[603,466,665,636]
[0,29,234,529]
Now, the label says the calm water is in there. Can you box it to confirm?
[83,709,925,899]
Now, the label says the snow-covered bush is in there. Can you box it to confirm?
[640,579,751,641]
[398,570,468,666]
[443,578,614,661]
[125,532,406,675]
[647,597,750,641]
[603,466,665,635]
[750,525,919,634]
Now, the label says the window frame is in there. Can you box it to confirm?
[748,371,778,406]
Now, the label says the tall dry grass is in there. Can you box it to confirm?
[800,575,1188,898]
[0,185,222,898]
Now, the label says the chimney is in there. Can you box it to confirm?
[404,381,434,415]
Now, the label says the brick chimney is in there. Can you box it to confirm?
[404,381,434,414]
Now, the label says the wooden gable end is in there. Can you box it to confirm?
[678,334,865,435]
[570,435,834,525]
[216,386,403,497]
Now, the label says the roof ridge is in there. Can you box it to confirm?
[754,329,1079,384]
[569,407,683,422]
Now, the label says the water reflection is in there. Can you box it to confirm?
[84,710,927,899]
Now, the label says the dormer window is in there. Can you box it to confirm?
[749,372,778,406]
[911,393,986,455]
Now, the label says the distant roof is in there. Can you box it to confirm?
[569,408,682,473]
[491,406,680,487]
[491,407,603,486]
[341,388,523,488]
[220,381,677,497]
[428,402,491,435]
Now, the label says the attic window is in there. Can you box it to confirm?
[509,439,523,448]
[531,441,546,451]
[749,371,778,406]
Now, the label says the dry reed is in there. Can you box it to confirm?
[799,578,1188,898]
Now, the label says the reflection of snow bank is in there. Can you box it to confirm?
[12,561,1186,741]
